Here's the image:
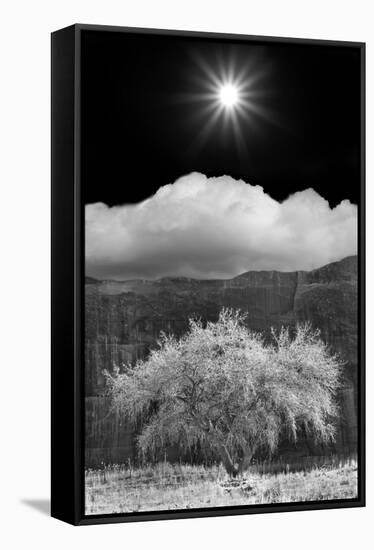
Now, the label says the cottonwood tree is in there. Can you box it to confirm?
[105,309,341,477]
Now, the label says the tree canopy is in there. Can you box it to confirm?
[105,309,341,476]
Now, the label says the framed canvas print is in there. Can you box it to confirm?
[51,24,365,525]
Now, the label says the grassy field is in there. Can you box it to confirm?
[85,456,358,515]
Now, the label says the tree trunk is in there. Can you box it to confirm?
[204,423,253,477]
[213,441,254,477]
[237,446,253,475]
[216,444,239,477]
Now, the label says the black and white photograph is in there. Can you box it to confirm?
[82,28,363,516]
[2,0,372,545]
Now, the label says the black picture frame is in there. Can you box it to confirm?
[51,24,365,526]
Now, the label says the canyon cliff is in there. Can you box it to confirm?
[85,255,358,466]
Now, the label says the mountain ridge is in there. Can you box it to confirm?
[85,255,357,285]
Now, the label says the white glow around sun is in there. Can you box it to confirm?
[178,51,272,153]
[219,83,239,108]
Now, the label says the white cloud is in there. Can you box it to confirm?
[85,172,357,280]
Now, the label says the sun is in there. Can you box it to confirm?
[219,83,239,108]
[178,50,273,154]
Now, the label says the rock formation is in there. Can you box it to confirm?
[85,255,358,466]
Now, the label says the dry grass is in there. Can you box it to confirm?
[85,456,358,515]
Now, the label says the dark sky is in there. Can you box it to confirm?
[81,29,362,208]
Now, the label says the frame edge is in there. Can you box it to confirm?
[51,23,81,526]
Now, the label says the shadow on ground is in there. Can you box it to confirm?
[21,499,50,516]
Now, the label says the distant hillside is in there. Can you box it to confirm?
[85,276,99,284]
[85,256,358,466]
